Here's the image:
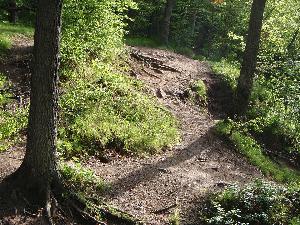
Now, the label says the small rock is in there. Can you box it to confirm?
[158,168,170,174]
[215,181,231,188]
[197,157,207,162]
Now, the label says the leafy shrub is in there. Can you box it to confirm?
[61,0,136,66]
[0,34,11,54]
[58,63,180,157]
[60,162,107,192]
[190,80,207,105]
[203,180,300,225]
[209,59,240,90]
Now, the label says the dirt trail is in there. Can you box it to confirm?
[0,39,261,224]
[0,36,32,180]
[87,47,261,224]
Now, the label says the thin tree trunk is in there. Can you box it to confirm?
[10,0,62,205]
[235,0,267,116]
[160,0,176,45]
[7,0,17,23]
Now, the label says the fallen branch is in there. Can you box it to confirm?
[152,203,178,214]
[131,50,180,73]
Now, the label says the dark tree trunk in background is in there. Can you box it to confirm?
[8,0,62,205]
[7,0,17,23]
[160,0,176,45]
[235,0,267,116]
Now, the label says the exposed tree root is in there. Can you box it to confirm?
[130,49,181,73]
[0,171,144,225]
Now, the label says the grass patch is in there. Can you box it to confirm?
[125,36,194,57]
[0,35,11,54]
[0,22,33,55]
[208,59,240,90]
[58,62,180,158]
[169,208,180,225]
[191,80,207,103]
[126,36,161,48]
[0,22,33,37]
[215,120,300,184]
[60,161,108,193]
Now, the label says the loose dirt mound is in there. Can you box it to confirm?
[86,47,261,224]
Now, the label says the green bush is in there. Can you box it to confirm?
[60,161,107,192]
[58,63,179,157]
[209,59,240,90]
[190,80,207,105]
[203,180,300,225]
[61,0,136,66]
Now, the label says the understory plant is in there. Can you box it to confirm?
[203,180,300,225]
[58,63,179,157]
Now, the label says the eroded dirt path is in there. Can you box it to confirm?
[87,47,261,224]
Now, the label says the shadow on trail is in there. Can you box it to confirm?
[103,128,218,199]
[0,42,32,102]
[203,72,234,119]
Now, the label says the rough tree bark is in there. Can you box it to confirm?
[235,0,267,116]
[7,0,62,206]
[160,0,176,45]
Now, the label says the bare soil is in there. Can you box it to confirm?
[0,40,262,225]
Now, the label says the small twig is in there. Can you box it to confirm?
[152,203,178,214]
[68,200,107,225]
[142,68,161,79]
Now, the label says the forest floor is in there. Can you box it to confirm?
[0,38,262,225]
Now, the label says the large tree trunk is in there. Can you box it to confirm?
[235,0,267,116]
[9,0,62,205]
[160,0,176,45]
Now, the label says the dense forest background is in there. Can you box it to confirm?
[0,0,300,224]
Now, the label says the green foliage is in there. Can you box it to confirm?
[215,120,300,184]
[190,80,207,105]
[169,208,180,225]
[209,59,240,90]
[59,63,179,157]
[58,0,179,158]
[203,180,300,225]
[211,57,300,165]
[126,37,161,48]
[60,161,107,192]
[127,0,165,37]
[0,22,33,55]
[61,0,136,66]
